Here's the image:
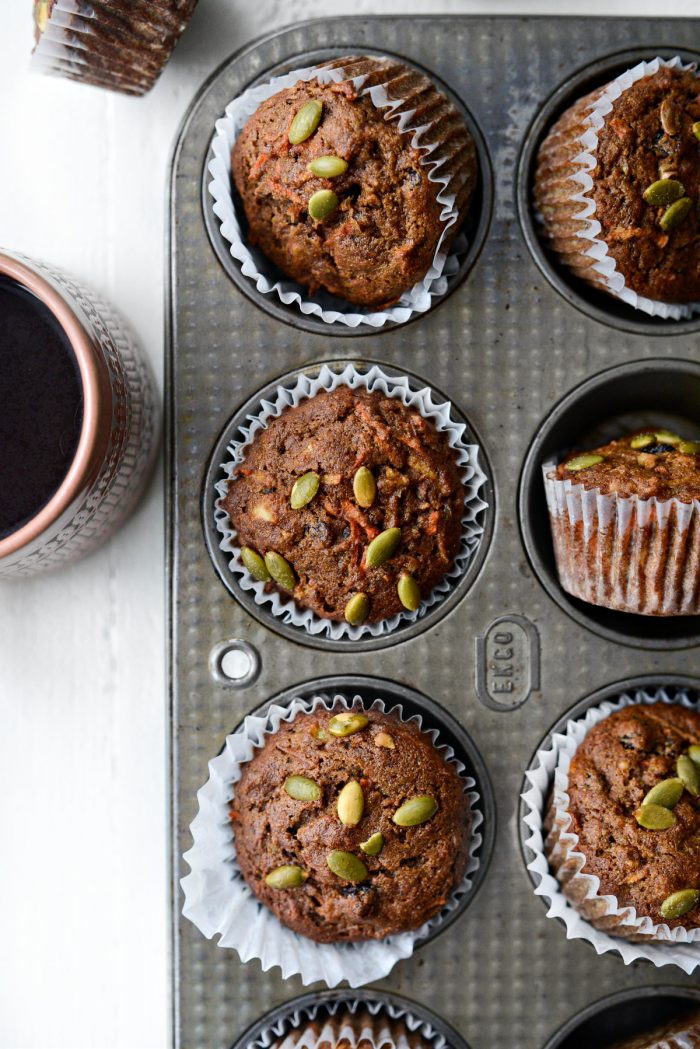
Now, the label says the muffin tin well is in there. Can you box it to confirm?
[543,986,700,1049]
[519,357,700,650]
[202,360,495,652]
[202,45,493,338]
[517,46,700,337]
[169,15,700,1049]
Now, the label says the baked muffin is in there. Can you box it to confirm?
[230,704,471,943]
[270,1010,434,1049]
[544,427,700,615]
[535,60,700,309]
[231,55,477,308]
[546,702,700,939]
[31,0,199,95]
[222,387,465,626]
[608,1010,700,1049]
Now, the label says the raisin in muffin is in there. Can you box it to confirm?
[546,702,700,939]
[231,55,477,307]
[223,387,466,626]
[544,427,700,615]
[230,704,470,943]
[535,61,700,306]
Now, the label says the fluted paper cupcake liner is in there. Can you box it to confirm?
[543,461,700,615]
[181,692,483,988]
[535,56,700,320]
[208,56,475,327]
[522,686,700,973]
[31,0,197,95]
[609,1016,700,1049]
[214,363,488,640]
[250,997,447,1049]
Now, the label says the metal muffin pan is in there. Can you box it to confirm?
[231,989,474,1049]
[202,359,495,652]
[543,986,700,1049]
[168,16,700,1049]
[201,45,494,338]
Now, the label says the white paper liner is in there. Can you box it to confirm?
[248,997,446,1049]
[214,363,488,640]
[207,60,468,328]
[181,692,483,989]
[522,685,700,973]
[539,56,700,320]
[543,460,700,615]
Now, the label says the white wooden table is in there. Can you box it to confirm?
[0,1,696,1046]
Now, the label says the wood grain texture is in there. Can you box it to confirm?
[0,1,697,1047]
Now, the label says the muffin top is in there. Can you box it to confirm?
[555,428,700,501]
[231,55,476,308]
[230,704,470,943]
[609,1010,700,1049]
[223,387,466,625]
[583,65,700,301]
[567,702,700,930]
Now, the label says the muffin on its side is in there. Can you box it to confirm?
[230,704,470,943]
[231,55,477,308]
[544,427,700,615]
[535,61,700,308]
[223,387,465,626]
[609,1010,700,1049]
[546,702,700,939]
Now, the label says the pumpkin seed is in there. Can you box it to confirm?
[308,189,339,221]
[660,888,700,920]
[365,527,401,568]
[360,832,384,856]
[693,121,700,141]
[688,744,700,765]
[240,546,271,582]
[374,731,395,749]
[344,592,370,626]
[311,725,329,742]
[326,850,368,882]
[308,155,348,178]
[392,795,438,827]
[679,440,700,454]
[654,430,682,445]
[678,755,700,797]
[337,780,364,826]
[397,572,420,612]
[284,775,321,802]
[659,98,680,135]
[328,711,369,738]
[643,178,685,206]
[566,454,604,471]
[629,433,656,450]
[634,803,677,830]
[660,197,693,232]
[643,778,684,809]
[265,865,307,889]
[353,466,376,508]
[290,470,320,509]
[288,100,322,144]
[264,550,296,591]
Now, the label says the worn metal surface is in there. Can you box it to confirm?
[167,17,700,1049]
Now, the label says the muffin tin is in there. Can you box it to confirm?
[168,15,700,1049]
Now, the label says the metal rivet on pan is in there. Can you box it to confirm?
[209,639,260,688]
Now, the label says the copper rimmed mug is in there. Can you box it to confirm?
[0,250,159,577]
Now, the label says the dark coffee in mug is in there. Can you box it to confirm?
[0,276,84,539]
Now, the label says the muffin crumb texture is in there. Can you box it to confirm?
[567,703,700,930]
[231,56,477,307]
[223,387,466,625]
[536,65,700,303]
[230,707,470,942]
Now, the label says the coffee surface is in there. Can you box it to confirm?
[0,277,83,539]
